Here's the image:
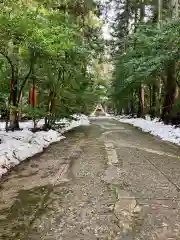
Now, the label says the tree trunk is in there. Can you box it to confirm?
[171,0,179,18]
[9,78,19,130]
[161,61,177,123]
[125,103,130,115]
[46,91,56,128]
[118,107,122,115]
[43,117,49,130]
[158,0,163,25]
[9,41,19,130]
[9,108,19,130]
[5,109,9,132]
[130,91,135,117]
[137,0,145,118]
[137,86,145,118]
[149,85,152,114]
[161,0,179,124]
[159,78,164,116]
[151,83,157,119]
[32,70,36,129]
[130,100,134,117]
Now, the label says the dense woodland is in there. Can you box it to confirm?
[0,0,107,130]
[107,0,180,125]
[1,0,180,131]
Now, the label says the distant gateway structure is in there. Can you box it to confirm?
[90,104,108,116]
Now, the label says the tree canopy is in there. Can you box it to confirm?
[0,0,107,130]
[107,0,180,124]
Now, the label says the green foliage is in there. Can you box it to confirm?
[23,106,46,120]
[111,18,180,112]
[0,0,106,127]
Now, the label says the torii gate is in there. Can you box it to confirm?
[90,103,108,116]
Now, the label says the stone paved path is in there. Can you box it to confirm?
[0,119,180,239]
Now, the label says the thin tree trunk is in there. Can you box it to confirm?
[158,0,163,25]
[137,87,145,118]
[130,100,134,117]
[32,63,37,129]
[149,85,152,115]
[161,61,176,123]
[137,0,145,118]
[151,83,157,119]
[159,78,164,116]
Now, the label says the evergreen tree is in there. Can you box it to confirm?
[109,0,180,124]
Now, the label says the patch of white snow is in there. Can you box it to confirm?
[116,116,180,145]
[0,115,90,179]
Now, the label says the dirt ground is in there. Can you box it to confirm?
[0,119,180,239]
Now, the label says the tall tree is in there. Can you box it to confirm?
[109,0,180,124]
[161,0,178,123]
[137,0,145,118]
[0,0,105,130]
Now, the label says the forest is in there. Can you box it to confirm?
[108,0,180,125]
[0,0,107,131]
[1,0,180,132]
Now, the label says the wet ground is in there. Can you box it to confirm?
[0,119,180,239]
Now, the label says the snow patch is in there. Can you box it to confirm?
[116,116,180,145]
[0,115,89,179]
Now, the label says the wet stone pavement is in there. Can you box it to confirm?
[0,120,180,239]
